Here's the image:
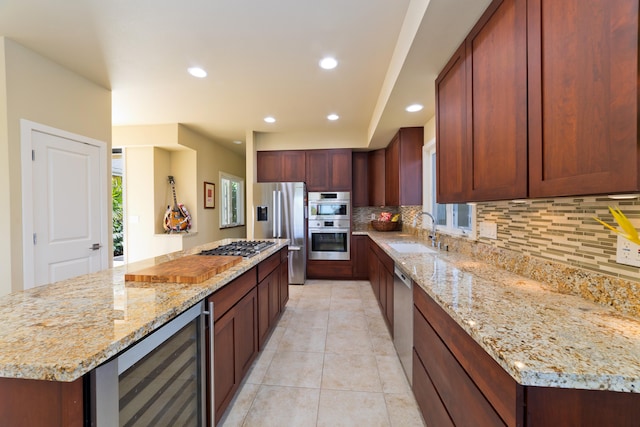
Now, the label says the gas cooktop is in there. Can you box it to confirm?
[199,240,276,258]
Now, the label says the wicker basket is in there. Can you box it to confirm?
[371,220,401,232]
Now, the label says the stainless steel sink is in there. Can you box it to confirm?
[388,242,436,254]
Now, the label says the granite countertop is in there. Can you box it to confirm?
[362,231,640,393]
[0,238,288,382]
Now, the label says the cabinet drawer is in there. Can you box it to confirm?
[413,285,520,426]
[414,307,505,426]
[208,267,257,322]
[412,350,455,427]
[258,252,281,283]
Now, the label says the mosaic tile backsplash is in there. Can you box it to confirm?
[354,197,640,316]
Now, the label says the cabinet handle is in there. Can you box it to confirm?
[204,301,215,424]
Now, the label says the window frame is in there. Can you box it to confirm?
[423,140,477,239]
[219,171,245,228]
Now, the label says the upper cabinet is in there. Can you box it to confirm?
[368,149,386,206]
[385,127,423,206]
[436,0,640,202]
[527,0,639,197]
[306,149,352,192]
[352,152,369,207]
[257,150,306,182]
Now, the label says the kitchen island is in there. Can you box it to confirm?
[361,230,640,425]
[0,238,288,425]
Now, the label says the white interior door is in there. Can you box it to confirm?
[22,122,107,288]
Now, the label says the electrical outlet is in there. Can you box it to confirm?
[479,221,498,239]
[616,235,640,267]
[371,213,376,220]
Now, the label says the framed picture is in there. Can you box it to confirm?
[204,182,215,209]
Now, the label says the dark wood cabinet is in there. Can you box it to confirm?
[385,127,423,206]
[436,0,527,203]
[307,259,353,280]
[437,0,640,202]
[351,235,368,279]
[436,43,468,203]
[306,149,352,192]
[279,248,289,308]
[368,149,385,206]
[257,251,284,349]
[352,152,369,207]
[0,376,84,427]
[367,239,394,333]
[257,150,306,182]
[207,268,258,424]
[213,288,258,423]
[466,0,528,201]
[527,0,639,197]
[413,279,640,426]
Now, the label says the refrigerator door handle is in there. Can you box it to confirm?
[272,190,278,238]
[288,246,301,251]
[275,190,282,238]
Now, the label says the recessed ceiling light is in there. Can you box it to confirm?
[319,57,338,70]
[327,114,339,121]
[233,140,243,145]
[406,104,423,112]
[187,67,207,78]
[264,116,276,123]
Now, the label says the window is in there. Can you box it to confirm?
[423,141,476,237]
[220,172,245,228]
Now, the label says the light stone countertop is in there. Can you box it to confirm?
[0,238,288,382]
[359,231,640,393]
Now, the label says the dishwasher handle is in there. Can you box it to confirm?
[394,266,412,288]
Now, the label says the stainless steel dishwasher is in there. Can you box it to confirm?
[393,265,413,384]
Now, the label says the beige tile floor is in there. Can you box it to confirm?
[218,280,426,427]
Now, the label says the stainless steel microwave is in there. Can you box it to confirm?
[308,192,350,220]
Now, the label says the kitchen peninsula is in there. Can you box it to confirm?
[0,238,289,426]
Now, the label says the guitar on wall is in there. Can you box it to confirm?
[163,176,192,233]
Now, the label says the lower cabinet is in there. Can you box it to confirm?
[207,246,290,425]
[368,238,394,334]
[413,283,640,427]
[351,235,368,279]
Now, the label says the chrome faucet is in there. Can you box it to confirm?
[414,211,438,247]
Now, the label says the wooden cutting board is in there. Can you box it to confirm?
[124,255,243,283]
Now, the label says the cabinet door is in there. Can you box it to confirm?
[436,43,469,204]
[352,152,369,207]
[466,0,527,201]
[257,151,282,182]
[351,235,368,279]
[257,269,280,349]
[397,127,424,205]
[234,288,258,381]
[213,307,236,420]
[382,264,394,333]
[367,243,380,300]
[306,150,329,191]
[368,149,385,206]
[279,251,289,310]
[528,0,639,197]
[385,135,400,206]
[281,151,306,182]
[329,149,353,191]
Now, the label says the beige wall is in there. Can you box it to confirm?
[0,38,111,296]
[114,124,246,262]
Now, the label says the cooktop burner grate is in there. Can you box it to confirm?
[199,240,276,258]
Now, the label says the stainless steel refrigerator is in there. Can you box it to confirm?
[253,182,306,284]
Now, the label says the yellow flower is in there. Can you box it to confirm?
[594,206,640,245]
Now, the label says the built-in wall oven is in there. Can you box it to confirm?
[308,219,350,261]
[308,192,350,220]
[92,301,212,426]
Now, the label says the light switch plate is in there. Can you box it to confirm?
[479,221,498,239]
[616,235,640,267]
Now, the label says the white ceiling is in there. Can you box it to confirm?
[0,0,491,156]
